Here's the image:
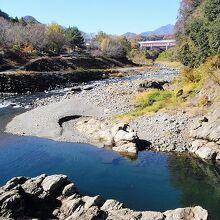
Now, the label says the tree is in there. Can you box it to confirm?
[0,18,10,47]
[19,17,27,26]
[11,16,19,23]
[178,42,196,67]
[209,17,220,54]
[46,23,66,53]
[101,37,125,58]
[204,0,220,21]
[176,0,220,67]
[96,31,108,43]
[89,32,131,59]
[0,9,10,20]
[66,27,85,51]
[187,18,209,64]
[175,0,203,40]
[26,24,47,51]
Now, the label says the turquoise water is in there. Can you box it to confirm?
[0,107,220,219]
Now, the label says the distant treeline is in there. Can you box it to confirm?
[0,9,177,64]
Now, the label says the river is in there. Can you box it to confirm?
[0,70,220,219]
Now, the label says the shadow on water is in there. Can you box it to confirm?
[168,154,220,220]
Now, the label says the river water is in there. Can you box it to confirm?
[0,71,220,219]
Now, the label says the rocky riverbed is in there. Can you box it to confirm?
[2,66,220,219]
[5,66,220,160]
[0,174,209,220]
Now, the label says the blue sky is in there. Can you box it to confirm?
[0,0,180,34]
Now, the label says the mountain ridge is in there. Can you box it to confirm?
[123,24,175,38]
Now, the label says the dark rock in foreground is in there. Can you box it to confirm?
[0,174,208,220]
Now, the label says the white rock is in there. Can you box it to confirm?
[114,130,137,143]
[164,206,208,220]
[60,198,83,217]
[82,195,104,210]
[113,142,137,154]
[101,199,123,211]
[189,140,207,153]
[141,211,164,220]
[41,175,67,193]
[62,183,76,197]
[195,146,216,160]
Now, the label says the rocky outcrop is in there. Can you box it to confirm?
[75,118,139,155]
[0,174,209,220]
[189,110,220,160]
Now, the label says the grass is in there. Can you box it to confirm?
[117,89,183,120]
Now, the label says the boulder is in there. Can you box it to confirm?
[114,129,137,143]
[0,190,24,218]
[163,206,208,220]
[101,199,123,211]
[139,81,165,91]
[22,174,46,196]
[82,195,104,210]
[99,129,114,146]
[216,152,220,160]
[75,118,139,155]
[113,142,137,154]
[3,177,27,191]
[66,206,106,220]
[106,208,142,220]
[62,183,76,197]
[189,140,207,153]
[141,211,164,220]
[195,146,216,160]
[190,110,220,143]
[111,123,127,136]
[0,175,209,220]
[189,109,220,160]
[60,198,83,218]
[41,175,68,194]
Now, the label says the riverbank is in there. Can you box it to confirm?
[5,64,220,160]
[5,68,181,153]
[3,67,187,156]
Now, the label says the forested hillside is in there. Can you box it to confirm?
[176,0,220,67]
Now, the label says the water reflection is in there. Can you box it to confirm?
[168,154,220,220]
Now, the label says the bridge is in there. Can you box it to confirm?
[139,39,176,50]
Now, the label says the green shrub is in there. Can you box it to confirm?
[158,47,178,62]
